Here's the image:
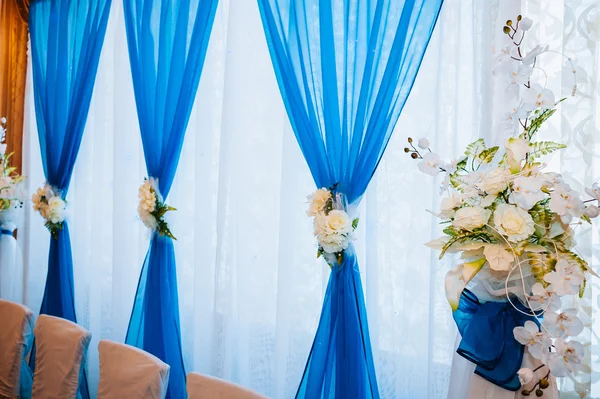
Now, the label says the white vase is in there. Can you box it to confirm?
[0,203,24,303]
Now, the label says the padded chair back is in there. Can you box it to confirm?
[31,315,91,399]
[97,340,170,399]
[186,372,269,399]
[0,299,34,398]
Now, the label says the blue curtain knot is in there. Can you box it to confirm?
[453,289,542,391]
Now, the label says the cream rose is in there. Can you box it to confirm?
[325,210,352,234]
[47,197,66,224]
[493,204,535,242]
[307,188,331,216]
[477,167,510,195]
[452,207,491,231]
[319,233,349,254]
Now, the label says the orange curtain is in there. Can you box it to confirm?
[0,0,29,173]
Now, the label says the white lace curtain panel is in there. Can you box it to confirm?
[11,0,600,398]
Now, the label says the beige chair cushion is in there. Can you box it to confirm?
[0,300,33,397]
[97,340,170,399]
[186,372,269,399]
[31,315,91,399]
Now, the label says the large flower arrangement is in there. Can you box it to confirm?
[0,118,24,213]
[307,185,358,266]
[408,16,597,397]
[137,177,176,239]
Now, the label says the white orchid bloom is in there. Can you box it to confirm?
[508,64,534,85]
[547,338,584,377]
[544,259,585,296]
[509,175,546,210]
[585,204,600,218]
[445,157,466,175]
[549,183,585,223]
[585,182,600,201]
[418,153,443,176]
[513,320,552,360]
[522,83,555,110]
[517,368,534,385]
[528,282,561,312]
[521,45,549,65]
[543,308,584,337]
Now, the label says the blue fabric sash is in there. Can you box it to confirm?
[453,289,540,391]
[0,228,13,236]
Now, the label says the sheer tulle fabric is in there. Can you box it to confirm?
[21,1,510,397]
[121,1,218,398]
[258,1,443,397]
[27,1,112,398]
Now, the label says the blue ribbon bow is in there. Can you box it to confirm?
[453,289,540,391]
[0,228,13,236]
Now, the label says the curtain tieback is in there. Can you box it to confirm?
[0,228,13,235]
[453,289,540,391]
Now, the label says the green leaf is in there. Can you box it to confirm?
[582,214,592,224]
[443,226,459,237]
[520,104,562,140]
[464,138,486,158]
[352,218,359,230]
[477,146,499,164]
[528,141,567,160]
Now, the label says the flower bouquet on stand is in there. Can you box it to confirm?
[408,16,597,398]
[0,118,26,301]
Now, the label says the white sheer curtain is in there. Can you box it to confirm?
[18,1,512,398]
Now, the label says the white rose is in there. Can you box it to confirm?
[493,204,535,242]
[440,191,462,218]
[47,197,66,223]
[319,233,348,254]
[517,368,534,385]
[452,207,491,231]
[477,167,510,195]
[138,207,158,230]
[307,188,331,216]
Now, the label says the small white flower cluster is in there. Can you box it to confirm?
[409,15,598,397]
[0,117,24,212]
[307,187,357,266]
[32,184,66,239]
[137,177,177,240]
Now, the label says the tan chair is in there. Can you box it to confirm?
[0,299,34,399]
[97,340,170,399]
[186,372,269,399]
[31,315,91,399]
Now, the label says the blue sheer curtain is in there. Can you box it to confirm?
[257,1,443,397]
[29,1,112,398]
[122,1,217,398]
